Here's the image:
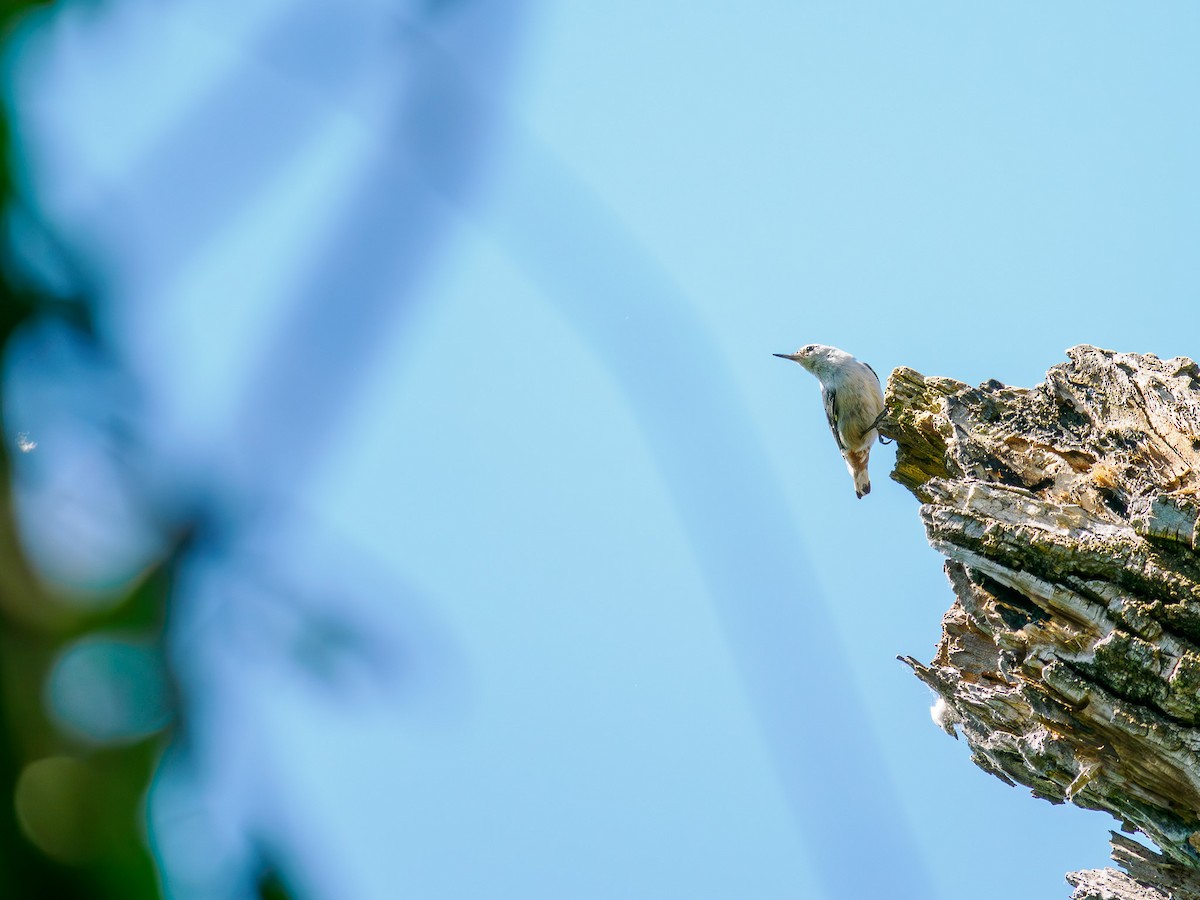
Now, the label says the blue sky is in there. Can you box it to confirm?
[6,2,1200,898]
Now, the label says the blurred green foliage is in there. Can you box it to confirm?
[0,374,171,900]
[0,3,172,898]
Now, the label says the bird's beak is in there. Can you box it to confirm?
[774,353,800,361]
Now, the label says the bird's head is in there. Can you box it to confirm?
[773,344,838,375]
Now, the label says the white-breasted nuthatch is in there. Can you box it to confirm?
[774,344,886,499]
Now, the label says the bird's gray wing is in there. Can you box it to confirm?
[822,386,846,452]
[863,361,881,385]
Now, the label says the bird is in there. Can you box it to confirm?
[774,344,886,499]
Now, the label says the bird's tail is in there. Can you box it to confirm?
[846,449,871,499]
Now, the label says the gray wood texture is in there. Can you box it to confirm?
[883,346,1200,897]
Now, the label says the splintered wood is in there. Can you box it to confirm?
[885,346,1200,899]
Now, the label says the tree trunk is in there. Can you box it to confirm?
[882,346,1200,899]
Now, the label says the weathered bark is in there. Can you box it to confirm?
[1067,833,1200,899]
[883,345,1200,896]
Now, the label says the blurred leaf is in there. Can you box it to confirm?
[257,867,295,900]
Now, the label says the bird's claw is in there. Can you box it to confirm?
[869,406,893,444]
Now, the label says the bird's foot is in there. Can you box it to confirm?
[870,406,893,444]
